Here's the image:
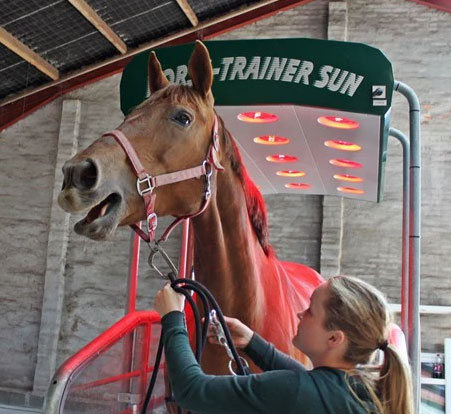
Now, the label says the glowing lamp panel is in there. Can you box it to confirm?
[294,106,381,201]
[215,105,382,201]
[216,106,326,196]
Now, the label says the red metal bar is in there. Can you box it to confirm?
[58,311,160,374]
[178,219,190,279]
[127,225,142,314]
[67,318,157,410]
[185,221,194,279]
[139,317,152,403]
[71,356,167,392]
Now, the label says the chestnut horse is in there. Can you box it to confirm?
[58,41,323,374]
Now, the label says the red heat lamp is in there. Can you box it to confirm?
[238,111,279,123]
[317,116,360,130]
[324,140,361,152]
[277,170,306,177]
[333,174,364,183]
[337,186,365,195]
[266,154,298,163]
[254,135,290,145]
[284,183,311,190]
[329,159,363,169]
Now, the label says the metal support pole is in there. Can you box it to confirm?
[178,219,190,279]
[395,80,421,414]
[124,224,142,398]
[389,128,410,340]
[126,223,142,314]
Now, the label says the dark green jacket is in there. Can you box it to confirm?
[162,311,374,414]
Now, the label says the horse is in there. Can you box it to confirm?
[58,41,324,374]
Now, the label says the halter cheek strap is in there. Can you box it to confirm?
[101,115,222,243]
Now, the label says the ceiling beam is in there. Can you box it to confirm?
[176,0,199,26]
[68,0,127,54]
[0,26,59,80]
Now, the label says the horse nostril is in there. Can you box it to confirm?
[73,159,98,190]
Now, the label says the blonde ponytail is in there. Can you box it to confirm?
[325,276,413,414]
[377,345,413,414]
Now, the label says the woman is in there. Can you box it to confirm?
[154,276,413,414]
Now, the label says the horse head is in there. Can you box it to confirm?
[58,41,220,240]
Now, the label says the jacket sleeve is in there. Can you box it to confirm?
[243,332,307,372]
[161,311,301,414]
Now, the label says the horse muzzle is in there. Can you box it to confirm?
[73,192,123,240]
[58,158,126,240]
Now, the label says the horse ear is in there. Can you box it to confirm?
[148,51,170,93]
[188,41,213,97]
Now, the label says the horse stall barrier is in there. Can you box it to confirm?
[44,312,164,414]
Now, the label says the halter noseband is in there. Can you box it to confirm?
[102,115,223,243]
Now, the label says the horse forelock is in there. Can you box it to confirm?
[148,84,206,108]
[220,117,274,257]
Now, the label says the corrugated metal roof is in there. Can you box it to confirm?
[0,0,263,100]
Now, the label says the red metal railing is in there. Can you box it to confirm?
[45,311,164,414]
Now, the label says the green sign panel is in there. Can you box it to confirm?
[120,38,394,117]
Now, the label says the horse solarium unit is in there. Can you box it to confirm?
[215,106,381,201]
[120,38,394,202]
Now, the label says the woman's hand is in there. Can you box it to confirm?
[207,316,254,349]
[154,283,185,317]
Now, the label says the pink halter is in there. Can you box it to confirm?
[102,115,223,243]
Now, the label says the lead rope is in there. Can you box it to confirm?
[140,267,250,414]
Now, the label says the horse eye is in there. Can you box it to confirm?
[172,111,192,127]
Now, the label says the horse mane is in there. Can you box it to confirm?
[218,115,274,257]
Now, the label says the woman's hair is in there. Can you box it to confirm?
[324,276,413,414]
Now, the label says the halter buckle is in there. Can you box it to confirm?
[137,175,154,196]
[203,161,213,178]
[203,161,213,199]
[147,212,158,233]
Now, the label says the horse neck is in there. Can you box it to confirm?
[191,165,267,326]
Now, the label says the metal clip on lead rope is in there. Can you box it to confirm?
[210,310,249,376]
[147,242,178,281]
